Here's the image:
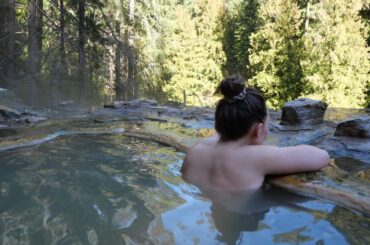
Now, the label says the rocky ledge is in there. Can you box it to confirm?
[98,98,370,214]
[1,95,370,214]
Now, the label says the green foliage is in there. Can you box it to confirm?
[359,3,370,108]
[136,0,177,101]
[1,0,369,108]
[221,0,259,79]
[301,0,369,108]
[160,0,226,106]
[226,0,369,109]
[249,0,304,109]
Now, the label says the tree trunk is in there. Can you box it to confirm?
[115,22,124,99]
[59,0,66,70]
[304,0,310,32]
[0,0,2,85]
[49,0,59,104]
[78,0,86,100]
[1,0,15,88]
[28,0,37,103]
[27,0,42,104]
[125,0,138,100]
[36,0,43,74]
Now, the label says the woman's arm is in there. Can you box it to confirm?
[258,145,330,175]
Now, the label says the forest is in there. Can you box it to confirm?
[0,0,369,109]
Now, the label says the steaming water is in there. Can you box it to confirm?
[0,134,369,244]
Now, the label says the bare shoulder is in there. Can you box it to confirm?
[247,144,330,175]
[197,134,220,146]
[182,135,218,165]
[187,134,219,154]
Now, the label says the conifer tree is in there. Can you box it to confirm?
[301,0,369,108]
[249,0,304,109]
[222,0,259,79]
[162,0,225,106]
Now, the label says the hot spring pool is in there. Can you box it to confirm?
[0,134,369,244]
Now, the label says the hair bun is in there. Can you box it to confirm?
[216,74,246,100]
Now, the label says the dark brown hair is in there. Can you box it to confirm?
[215,75,267,141]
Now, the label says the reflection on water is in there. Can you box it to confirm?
[0,134,369,244]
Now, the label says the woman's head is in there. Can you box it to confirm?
[215,75,267,142]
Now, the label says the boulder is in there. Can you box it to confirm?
[0,88,22,104]
[110,101,131,108]
[24,116,48,124]
[280,98,327,125]
[0,105,21,121]
[0,88,31,113]
[334,116,370,138]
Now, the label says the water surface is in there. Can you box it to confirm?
[0,134,369,244]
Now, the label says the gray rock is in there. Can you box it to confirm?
[0,89,31,113]
[319,137,370,164]
[108,99,158,109]
[0,105,21,120]
[89,108,144,123]
[280,98,327,125]
[24,116,48,124]
[58,100,75,107]
[110,100,130,108]
[134,99,157,106]
[334,157,369,173]
[334,116,370,138]
[0,88,22,104]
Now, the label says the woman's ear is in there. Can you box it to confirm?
[251,123,263,138]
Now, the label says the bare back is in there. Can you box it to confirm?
[181,134,329,191]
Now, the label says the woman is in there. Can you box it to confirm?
[181,75,329,190]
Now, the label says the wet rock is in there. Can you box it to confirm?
[2,97,370,215]
[277,130,329,147]
[24,116,48,124]
[280,98,327,125]
[107,99,158,109]
[0,88,28,112]
[58,100,75,107]
[109,101,130,108]
[21,110,38,117]
[135,99,158,106]
[166,100,184,107]
[144,117,168,123]
[334,116,370,138]
[354,169,370,183]
[147,217,175,244]
[324,108,369,122]
[268,162,370,215]
[0,105,21,121]
[87,228,98,245]
[334,157,369,173]
[319,137,370,164]
[89,108,143,123]
[0,105,48,126]
[112,207,137,229]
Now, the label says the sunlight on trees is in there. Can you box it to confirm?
[0,0,369,108]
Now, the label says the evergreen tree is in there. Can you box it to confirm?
[221,0,259,79]
[301,0,369,108]
[135,0,177,101]
[249,0,304,109]
[161,0,225,106]
[359,2,370,108]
